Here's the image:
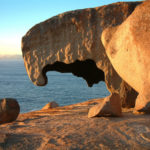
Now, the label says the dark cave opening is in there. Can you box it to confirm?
[42,59,105,87]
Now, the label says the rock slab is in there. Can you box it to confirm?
[88,93,122,117]
[0,99,150,150]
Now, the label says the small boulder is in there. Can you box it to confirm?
[42,101,59,110]
[0,98,20,124]
[88,93,122,118]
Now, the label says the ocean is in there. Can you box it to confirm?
[0,59,110,113]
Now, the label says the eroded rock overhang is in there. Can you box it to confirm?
[22,1,141,87]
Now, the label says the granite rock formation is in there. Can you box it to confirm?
[22,2,141,116]
[0,98,20,124]
[102,0,150,113]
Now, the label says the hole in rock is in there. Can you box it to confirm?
[40,59,110,109]
[44,71,109,106]
[0,59,110,113]
[43,59,105,87]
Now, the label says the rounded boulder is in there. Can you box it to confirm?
[0,98,20,124]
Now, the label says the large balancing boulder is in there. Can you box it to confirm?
[102,0,150,113]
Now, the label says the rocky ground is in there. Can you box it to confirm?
[0,98,150,150]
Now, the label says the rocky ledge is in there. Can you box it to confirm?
[0,99,150,150]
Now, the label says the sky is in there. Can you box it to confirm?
[0,0,141,55]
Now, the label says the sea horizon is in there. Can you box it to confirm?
[0,54,22,60]
[0,58,110,113]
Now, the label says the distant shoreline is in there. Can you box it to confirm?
[0,55,22,61]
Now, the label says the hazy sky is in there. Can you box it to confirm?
[0,0,141,55]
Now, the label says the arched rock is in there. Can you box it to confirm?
[22,2,141,109]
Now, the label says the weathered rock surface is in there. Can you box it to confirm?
[42,101,59,110]
[101,0,150,113]
[0,98,20,124]
[0,99,150,150]
[22,2,141,109]
[88,93,122,118]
